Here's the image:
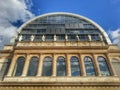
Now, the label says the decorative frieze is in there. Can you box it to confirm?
[4,76,120,83]
[16,41,105,47]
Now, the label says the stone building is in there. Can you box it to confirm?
[0,12,120,90]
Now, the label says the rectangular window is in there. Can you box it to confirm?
[37,29,46,34]
[84,24,96,29]
[68,35,77,41]
[46,35,54,41]
[79,34,88,41]
[22,35,30,41]
[34,35,42,41]
[91,34,100,41]
[56,35,65,41]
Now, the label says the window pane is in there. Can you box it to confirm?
[68,35,77,41]
[98,56,111,76]
[27,57,39,76]
[34,35,42,41]
[56,35,65,41]
[112,59,120,76]
[46,35,54,41]
[71,56,80,76]
[22,35,30,41]
[42,57,52,76]
[79,34,88,41]
[15,57,25,76]
[84,56,96,76]
[57,57,66,76]
[91,34,100,41]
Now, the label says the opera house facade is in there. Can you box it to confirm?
[0,12,120,90]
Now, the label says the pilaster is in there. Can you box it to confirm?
[52,54,57,76]
[105,53,117,76]
[79,54,86,76]
[22,54,30,76]
[37,54,44,76]
[7,55,18,76]
[66,54,71,76]
[92,54,101,76]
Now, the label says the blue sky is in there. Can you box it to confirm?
[31,0,120,30]
[0,0,120,48]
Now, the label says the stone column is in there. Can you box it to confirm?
[66,54,71,76]
[52,54,57,76]
[37,54,44,76]
[22,54,31,76]
[105,53,117,76]
[92,54,101,76]
[7,55,18,76]
[79,54,86,76]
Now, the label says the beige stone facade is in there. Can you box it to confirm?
[0,41,120,90]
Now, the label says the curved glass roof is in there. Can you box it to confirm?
[17,12,111,44]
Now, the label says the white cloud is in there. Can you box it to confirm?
[0,0,35,49]
[110,29,120,48]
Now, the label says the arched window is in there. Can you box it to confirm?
[27,57,39,76]
[57,56,66,76]
[70,56,81,76]
[84,56,96,76]
[14,57,25,76]
[42,57,52,76]
[97,56,111,76]
[111,58,120,76]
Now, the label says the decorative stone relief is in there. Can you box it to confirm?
[30,35,34,41]
[42,35,45,41]
[19,35,22,41]
[54,35,57,41]
[65,35,68,41]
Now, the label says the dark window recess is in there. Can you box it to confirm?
[37,29,46,34]
[68,35,77,41]
[27,57,39,76]
[91,34,100,41]
[56,35,65,41]
[22,35,31,41]
[34,35,42,41]
[78,34,88,41]
[57,57,66,76]
[14,57,25,76]
[84,24,96,29]
[46,35,54,41]
[71,56,81,76]
[84,56,96,76]
[98,56,111,76]
[42,57,52,76]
